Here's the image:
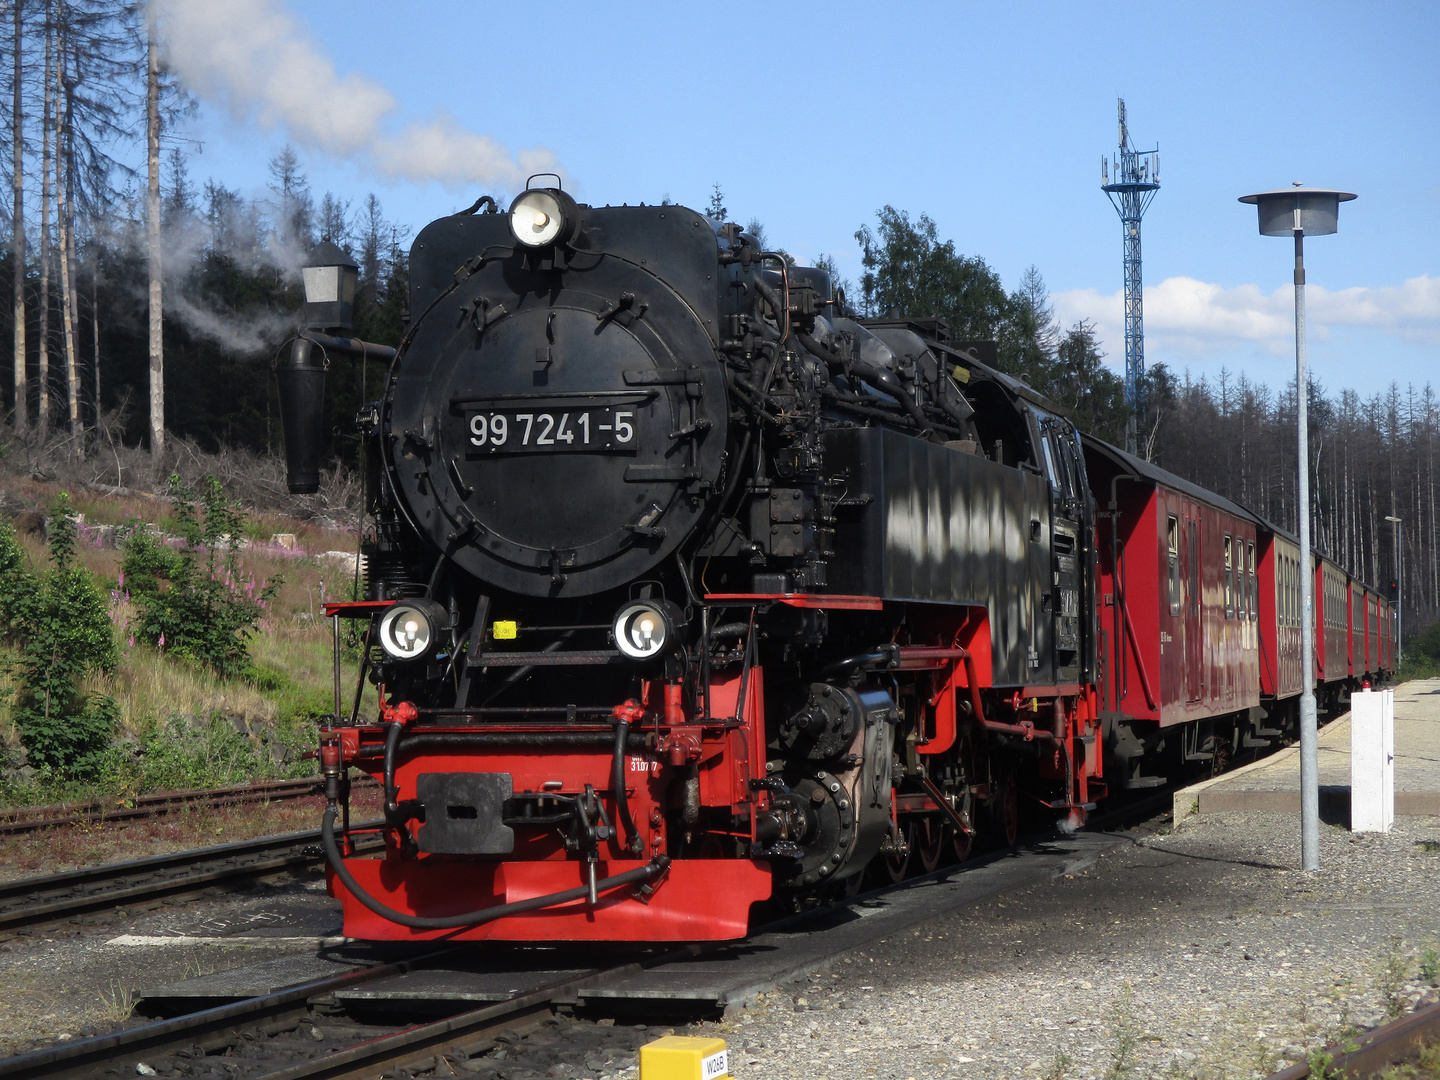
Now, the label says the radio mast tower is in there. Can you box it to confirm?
[1102,99,1160,455]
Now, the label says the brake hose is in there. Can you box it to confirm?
[612,717,643,855]
[321,805,670,930]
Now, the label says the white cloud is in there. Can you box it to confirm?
[1053,275,1440,368]
[157,0,563,191]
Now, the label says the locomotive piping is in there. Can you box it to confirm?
[612,718,643,855]
[798,330,934,437]
[353,730,650,757]
[321,805,670,930]
[382,721,403,816]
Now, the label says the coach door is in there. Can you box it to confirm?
[1184,509,1203,703]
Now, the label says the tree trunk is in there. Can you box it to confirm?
[37,0,52,438]
[11,0,26,432]
[55,13,81,458]
[91,244,99,424]
[146,1,163,457]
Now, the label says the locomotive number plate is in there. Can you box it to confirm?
[465,405,639,454]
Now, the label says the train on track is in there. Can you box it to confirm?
[277,184,1395,943]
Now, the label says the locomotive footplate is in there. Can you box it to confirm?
[415,772,514,855]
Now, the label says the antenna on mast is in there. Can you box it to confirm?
[1101,98,1161,455]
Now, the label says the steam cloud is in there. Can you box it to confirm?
[157,0,564,191]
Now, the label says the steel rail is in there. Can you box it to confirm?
[0,793,1181,1080]
[0,824,383,936]
[1262,1000,1440,1080]
[0,776,376,838]
[127,796,1185,1080]
[0,946,462,1080]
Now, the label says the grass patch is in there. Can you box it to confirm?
[0,471,377,810]
[1102,985,1142,1080]
[1380,938,1413,1020]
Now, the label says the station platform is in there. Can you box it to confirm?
[1177,678,1440,821]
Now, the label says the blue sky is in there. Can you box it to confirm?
[163,0,1440,401]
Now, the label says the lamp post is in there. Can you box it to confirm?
[1385,514,1402,663]
[1239,183,1355,873]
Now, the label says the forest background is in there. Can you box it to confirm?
[0,0,1436,664]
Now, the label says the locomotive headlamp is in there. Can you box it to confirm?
[509,187,579,248]
[378,599,451,661]
[613,599,686,661]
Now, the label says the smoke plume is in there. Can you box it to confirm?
[156,0,564,191]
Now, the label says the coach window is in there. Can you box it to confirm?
[1247,543,1257,621]
[1238,540,1249,620]
[1223,535,1234,619]
[1166,515,1180,614]
[1188,521,1200,616]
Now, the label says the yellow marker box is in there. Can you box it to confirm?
[640,1036,729,1080]
[492,620,517,640]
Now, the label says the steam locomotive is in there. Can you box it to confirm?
[277,184,1394,943]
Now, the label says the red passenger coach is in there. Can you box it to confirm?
[1082,440,1262,783]
[1317,559,1345,685]
[1257,530,1303,704]
[1377,592,1394,675]
[1364,589,1382,679]
[1350,580,1370,677]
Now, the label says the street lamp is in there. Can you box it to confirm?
[1385,515,1402,663]
[1239,182,1356,874]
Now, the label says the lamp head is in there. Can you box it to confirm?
[301,240,359,330]
[1238,186,1356,237]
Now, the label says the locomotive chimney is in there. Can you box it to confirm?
[275,243,359,495]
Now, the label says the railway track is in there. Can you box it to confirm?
[0,777,376,838]
[0,826,381,940]
[1263,1000,1440,1079]
[0,793,1173,1080]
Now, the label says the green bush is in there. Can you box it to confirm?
[122,475,278,677]
[3,495,121,777]
[121,708,317,791]
[1400,620,1440,680]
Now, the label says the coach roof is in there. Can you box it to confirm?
[1081,434,1264,526]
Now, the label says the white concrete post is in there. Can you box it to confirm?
[1351,689,1394,833]
[1382,689,1395,832]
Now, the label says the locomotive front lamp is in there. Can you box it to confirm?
[613,599,685,661]
[301,240,359,331]
[1238,183,1355,875]
[509,187,578,248]
[378,599,451,661]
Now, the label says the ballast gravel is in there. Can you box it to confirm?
[410,810,1440,1080]
[3,806,1439,1079]
[693,811,1440,1080]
